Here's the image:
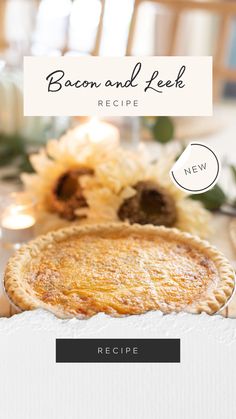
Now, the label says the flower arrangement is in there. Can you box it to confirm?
[22,125,211,238]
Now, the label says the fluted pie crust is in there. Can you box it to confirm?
[4,223,235,318]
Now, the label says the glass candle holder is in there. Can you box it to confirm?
[0,192,36,249]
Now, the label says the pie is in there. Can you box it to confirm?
[4,223,235,318]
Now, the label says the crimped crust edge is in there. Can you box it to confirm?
[4,223,235,318]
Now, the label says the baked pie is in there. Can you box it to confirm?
[4,223,235,318]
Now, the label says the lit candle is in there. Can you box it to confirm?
[0,193,36,248]
[75,117,120,145]
[2,213,35,229]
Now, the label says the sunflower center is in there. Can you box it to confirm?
[140,187,166,216]
[55,172,81,201]
[118,181,177,227]
[50,168,93,220]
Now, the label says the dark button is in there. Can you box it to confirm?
[56,338,180,363]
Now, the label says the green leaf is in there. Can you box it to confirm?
[230,165,236,183]
[152,116,174,143]
[19,154,34,173]
[190,184,226,210]
[0,130,36,181]
[0,152,15,166]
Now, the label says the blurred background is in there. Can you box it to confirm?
[0,1,235,172]
[0,0,235,182]
[0,0,236,154]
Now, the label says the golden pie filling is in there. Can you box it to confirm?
[5,225,234,318]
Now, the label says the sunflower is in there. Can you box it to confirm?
[22,126,211,238]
